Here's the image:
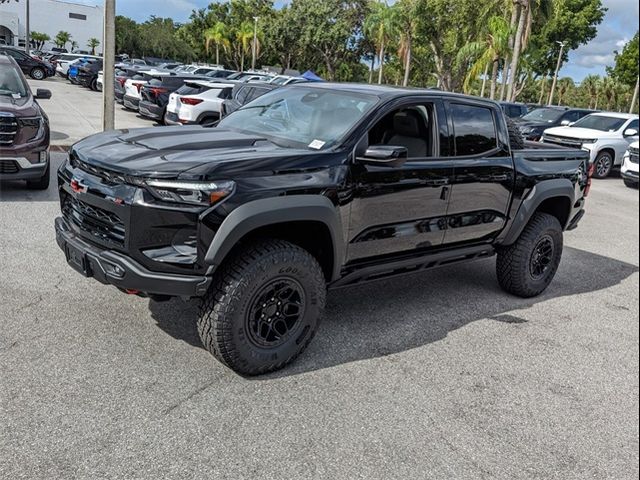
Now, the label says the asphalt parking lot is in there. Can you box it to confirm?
[1,80,639,479]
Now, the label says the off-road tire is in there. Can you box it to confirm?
[198,239,326,375]
[506,117,526,150]
[26,162,50,190]
[593,151,613,179]
[496,212,563,298]
[30,67,45,80]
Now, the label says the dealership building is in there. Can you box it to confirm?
[0,0,103,52]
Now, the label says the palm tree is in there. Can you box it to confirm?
[396,0,422,87]
[506,0,529,101]
[30,32,50,50]
[581,75,600,109]
[457,16,510,99]
[54,31,72,50]
[600,77,617,110]
[364,1,398,84]
[235,21,254,71]
[556,77,574,105]
[87,38,100,55]
[204,21,229,66]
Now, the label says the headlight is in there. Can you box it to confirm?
[581,139,597,145]
[145,179,235,206]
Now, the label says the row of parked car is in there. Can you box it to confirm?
[56,56,310,127]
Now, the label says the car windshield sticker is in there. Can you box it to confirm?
[309,139,325,149]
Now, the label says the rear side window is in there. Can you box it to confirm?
[235,87,251,104]
[451,103,498,156]
[246,87,270,102]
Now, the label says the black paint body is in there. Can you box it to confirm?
[54,84,589,296]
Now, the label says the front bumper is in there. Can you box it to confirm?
[55,216,212,297]
[123,95,140,110]
[0,154,49,181]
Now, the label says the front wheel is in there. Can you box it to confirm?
[198,239,327,375]
[496,212,563,298]
[593,151,614,179]
[623,178,638,188]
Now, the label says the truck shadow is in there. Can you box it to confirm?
[147,246,638,378]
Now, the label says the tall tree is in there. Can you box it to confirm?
[87,38,100,55]
[54,31,72,50]
[457,16,511,99]
[204,21,229,65]
[607,32,639,88]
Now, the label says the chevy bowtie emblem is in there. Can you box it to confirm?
[70,178,87,194]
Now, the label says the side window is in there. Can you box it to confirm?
[562,111,580,123]
[577,111,591,120]
[236,87,250,104]
[5,50,27,61]
[508,105,522,118]
[451,103,498,156]
[627,119,639,132]
[366,104,435,159]
[247,87,267,102]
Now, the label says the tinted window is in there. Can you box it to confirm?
[246,87,270,102]
[451,103,497,156]
[175,84,205,95]
[235,86,250,104]
[508,105,523,118]
[627,119,639,132]
[562,111,581,123]
[572,115,628,132]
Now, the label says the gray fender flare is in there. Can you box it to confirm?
[502,179,575,245]
[204,195,344,281]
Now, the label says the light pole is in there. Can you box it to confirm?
[251,16,259,71]
[102,0,115,131]
[548,40,566,106]
[25,0,30,51]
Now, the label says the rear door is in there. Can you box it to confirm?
[441,101,514,246]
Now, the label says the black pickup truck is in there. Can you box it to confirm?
[55,84,591,375]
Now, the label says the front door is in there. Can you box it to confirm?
[346,100,455,263]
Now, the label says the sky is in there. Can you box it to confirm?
[75,0,638,82]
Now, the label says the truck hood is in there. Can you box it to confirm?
[544,126,618,139]
[71,126,312,178]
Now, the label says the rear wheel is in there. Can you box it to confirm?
[593,151,613,179]
[30,67,45,80]
[199,116,218,127]
[198,239,326,375]
[496,212,563,298]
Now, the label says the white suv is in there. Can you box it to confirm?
[621,141,639,188]
[164,81,234,126]
[543,112,639,178]
[56,54,100,77]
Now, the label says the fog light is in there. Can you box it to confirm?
[104,262,125,278]
[143,229,198,265]
[39,150,48,163]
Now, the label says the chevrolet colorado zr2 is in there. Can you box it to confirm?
[54,84,591,375]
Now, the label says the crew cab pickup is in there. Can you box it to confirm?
[54,84,590,375]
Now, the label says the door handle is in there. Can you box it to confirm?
[440,186,450,201]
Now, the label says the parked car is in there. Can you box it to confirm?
[221,82,279,117]
[621,141,639,188]
[543,112,639,178]
[268,75,307,85]
[205,69,237,79]
[499,101,528,119]
[0,55,51,189]
[77,59,104,91]
[514,106,597,141]
[54,83,591,375]
[226,71,273,82]
[114,67,146,103]
[55,53,100,77]
[138,74,208,122]
[68,58,100,84]
[0,46,55,80]
[164,81,234,125]
[96,71,103,92]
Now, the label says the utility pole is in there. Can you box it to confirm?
[251,16,258,71]
[25,0,30,51]
[102,0,115,131]
[548,41,566,106]
[630,76,639,114]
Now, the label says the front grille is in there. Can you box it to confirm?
[69,154,131,185]
[62,195,126,246]
[544,135,583,148]
[0,113,18,146]
[630,146,639,164]
[0,159,19,174]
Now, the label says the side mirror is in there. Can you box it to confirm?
[35,89,52,100]
[624,128,638,137]
[356,145,408,168]
[560,120,571,126]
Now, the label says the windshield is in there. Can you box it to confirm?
[521,108,564,123]
[218,87,378,150]
[0,67,28,97]
[571,115,629,132]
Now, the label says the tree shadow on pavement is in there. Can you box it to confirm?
[147,246,638,378]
